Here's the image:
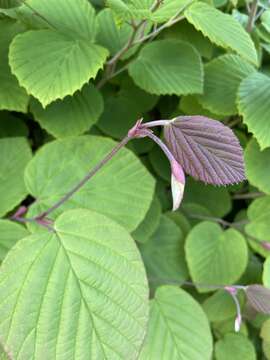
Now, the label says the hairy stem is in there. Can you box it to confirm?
[246,0,258,32]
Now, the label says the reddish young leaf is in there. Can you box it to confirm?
[163,116,245,185]
[246,285,270,314]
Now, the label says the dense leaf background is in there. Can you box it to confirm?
[0,0,270,359]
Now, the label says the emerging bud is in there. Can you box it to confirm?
[138,126,186,210]
[234,313,242,332]
[170,159,185,211]
[261,241,270,251]
[128,118,150,138]
[224,286,237,295]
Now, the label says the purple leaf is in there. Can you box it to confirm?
[246,285,270,314]
[163,116,246,185]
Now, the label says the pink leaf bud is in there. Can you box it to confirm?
[234,314,242,332]
[170,159,185,211]
[261,241,270,251]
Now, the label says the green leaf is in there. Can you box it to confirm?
[245,196,270,252]
[139,215,188,292]
[180,95,223,119]
[185,2,258,65]
[0,219,29,262]
[27,0,97,39]
[203,290,244,323]
[256,24,270,43]
[262,9,270,32]
[244,139,270,194]
[0,19,29,112]
[0,209,149,359]
[166,211,191,237]
[0,112,28,138]
[0,3,50,29]
[0,0,21,8]
[183,178,232,217]
[107,0,152,21]
[8,0,108,107]
[9,30,108,107]
[140,286,213,359]
[97,79,157,139]
[30,84,103,138]
[150,0,192,23]
[181,203,212,226]
[263,257,270,288]
[185,221,248,292]
[213,317,249,339]
[132,196,161,244]
[24,135,155,232]
[128,40,203,96]
[0,137,32,217]
[96,8,132,56]
[238,72,270,150]
[215,333,256,360]
[163,20,214,59]
[239,253,263,285]
[149,143,170,182]
[260,319,270,360]
[198,54,255,115]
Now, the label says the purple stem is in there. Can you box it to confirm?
[11,135,130,225]
[35,136,130,220]
[145,131,175,163]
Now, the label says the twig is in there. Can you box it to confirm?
[255,8,265,21]
[101,0,162,77]
[186,214,242,228]
[186,213,270,252]
[96,20,145,88]
[232,192,264,200]
[97,0,189,88]
[227,117,242,128]
[133,0,193,44]
[36,136,130,220]
[246,0,259,33]
[107,25,142,66]
[149,277,246,290]
[11,136,130,224]
[133,15,185,44]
